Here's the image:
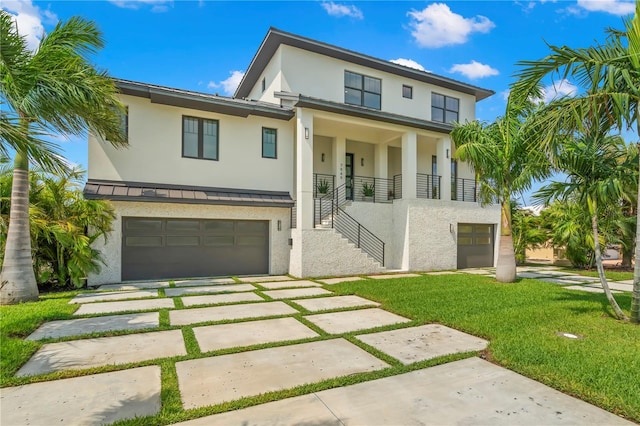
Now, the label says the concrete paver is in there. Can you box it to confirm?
[368,273,421,279]
[74,298,174,315]
[262,287,332,299]
[518,271,553,279]
[237,275,293,283]
[27,312,159,341]
[423,271,460,275]
[291,295,380,312]
[17,330,186,376]
[181,292,263,307]
[193,317,319,352]
[541,278,588,285]
[1,366,161,426]
[564,285,621,294]
[174,278,236,287]
[356,324,488,364]
[587,282,633,292]
[175,338,389,409]
[259,279,322,289]
[169,301,298,326]
[459,268,493,275]
[318,276,363,285]
[617,279,634,285]
[555,275,601,282]
[304,308,411,334]
[97,281,169,290]
[69,290,157,304]
[165,284,255,297]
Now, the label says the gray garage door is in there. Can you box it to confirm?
[457,223,495,269]
[122,217,269,281]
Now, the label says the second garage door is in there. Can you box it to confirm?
[122,217,269,281]
[457,223,495,269]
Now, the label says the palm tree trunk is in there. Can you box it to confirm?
[495,200,517,282]
[591,209,628,320]
[631,145,640,323]
[0,149,39,304]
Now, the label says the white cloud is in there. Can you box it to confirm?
[576,0,634,15]
[540,79,578,103]
[320,1,363,19]
[408,3,495,48]
[501,89,511,102]
[389,58,429,72]
[208,70,245,96]
[449,60,499,79]
[1,0,57,50]
[108,0,172,11]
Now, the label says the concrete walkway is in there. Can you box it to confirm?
[1,271,633,425]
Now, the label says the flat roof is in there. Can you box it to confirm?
[235,27,494,101]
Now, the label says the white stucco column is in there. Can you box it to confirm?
[401,131,417,199]
[333,136,346,193]
[296,107,314,229]
[437,136,452,201]
[374,143,388,180]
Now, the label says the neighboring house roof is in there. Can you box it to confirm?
[84,179,294,208]
[235,27,495,101]
[115,79,294,120]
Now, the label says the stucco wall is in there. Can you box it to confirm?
[88,94,295,193]
[89,201,292,285]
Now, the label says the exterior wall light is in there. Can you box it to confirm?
[446,148,450,159]
[321,153,325,162]
[304,127,309,139]
[277,220,282,231]
[361,158,364,167]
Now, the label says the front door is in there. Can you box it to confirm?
[345,153,354,200]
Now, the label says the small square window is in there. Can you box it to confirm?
[262,127,277,159]
[402,85,413,99]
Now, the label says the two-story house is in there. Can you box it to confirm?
[84,28,500,285]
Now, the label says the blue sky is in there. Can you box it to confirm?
[2,0,636,202]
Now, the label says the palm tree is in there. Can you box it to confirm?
[511,3,640,322]
[451,94,550,282]
[0,12,126,304]
[533,115,635,320]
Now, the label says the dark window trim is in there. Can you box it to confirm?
[182,115,220,161]
[402,85,413,99]
[262,127,277,159]
[431,92,459,124]
[344,70,382,110]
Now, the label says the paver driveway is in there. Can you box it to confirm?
[0,271,633,425]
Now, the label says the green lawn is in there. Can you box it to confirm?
[559,268,634,282]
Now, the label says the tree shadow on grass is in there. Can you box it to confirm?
[552,289,631,319]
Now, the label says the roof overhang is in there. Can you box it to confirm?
[84,179,294,208]
[235,28,494,101]
[116,79,294,120]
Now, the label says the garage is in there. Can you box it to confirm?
[457,223,495,269]
[122,217,269,281]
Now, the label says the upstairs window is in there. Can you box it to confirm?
[262,127,277,159]
[431,93,459,124]
[107,106,128,143]
[402,85,413,99]
[344,71,381,110]
[182,116,219,160]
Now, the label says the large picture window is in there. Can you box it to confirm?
[262,127,277,159]
[182,116,218,160]
[431,93,459,124]
[344,71,381,110]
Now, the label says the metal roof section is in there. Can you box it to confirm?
[234,27,495,101]
[294,94,454,134]
[84,179,294,208]
[115,79,294,120]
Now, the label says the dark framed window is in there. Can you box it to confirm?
[262,127,277,159]
[261,77,266,93]
[344,71,381,110]
[402,85,413,99]
[182,116,219,160]
[107,106,128,143]
[431,93,459,124]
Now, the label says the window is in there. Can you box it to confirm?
[402,85,413,99]
[431,93,459,123]
[107,106,128,142]
[344,71,381,110]
[261,77,266,93]
[262,127,277,159]
[182,116,219,160]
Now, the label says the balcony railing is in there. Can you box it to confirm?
[417,174,441,199]
[351,176,395,203]
[313,173,335,198]
[393,174,402,200]
[452,178,478,202]
[290,203,297,229]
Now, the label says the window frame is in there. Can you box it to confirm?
[261,77,266,93]
[182,115,219,161]
[402,85,413,99]
[431,93,460,124]
[344,70,382,110]
[262,127,277,159]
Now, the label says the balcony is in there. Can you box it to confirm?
[452,178,478,202]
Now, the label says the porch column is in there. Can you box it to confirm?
[296,107,314,229]
[374,143,388,179]
[437,136,452,201]
[333,136,346,198]
[401,131,417,199]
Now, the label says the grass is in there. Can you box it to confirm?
[559,268,634,282]
[1,274,639,424]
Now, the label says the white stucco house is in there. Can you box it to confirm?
[84,27,501,285]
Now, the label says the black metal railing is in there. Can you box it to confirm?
[393,174,402,199]
[452,178,478,202]
[290,203,296,229]
[313,173,335,198]
[417,174,441,199]
[350,176,395,203]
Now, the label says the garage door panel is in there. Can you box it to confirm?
[122,217,269,281]
[457,223,495,269]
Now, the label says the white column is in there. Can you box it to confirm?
[374,143,388,180]
[295,108,314,229]
[401,131,417,199]
[437,136,452,201]
[333,136,346,191]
